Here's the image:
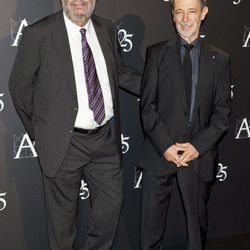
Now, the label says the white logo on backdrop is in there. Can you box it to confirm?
[117,23,134,53]
[134,162,229,186]
[243,26,250,48]
[11,18,33,47]
[13,133,37,159]
[233,0,242,4]
[121,134,130,154]
[0,93,5,112]
[235,118,250,139]
[134,167,143,189]
[231,84,235,99]
[0,192,7,211]
[216,163,228,182]
[13,133,131,158]
[79,180,90,200]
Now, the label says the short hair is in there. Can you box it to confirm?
[170,0,207,10]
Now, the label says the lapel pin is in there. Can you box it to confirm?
[212,55,216,60]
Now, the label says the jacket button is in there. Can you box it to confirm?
[74,107,78,111]
[69,130,73,133]
[182,135,186,139]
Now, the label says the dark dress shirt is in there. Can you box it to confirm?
[178,36,201,123]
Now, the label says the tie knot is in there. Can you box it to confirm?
[184,44,194,51]
[80,28,86,37]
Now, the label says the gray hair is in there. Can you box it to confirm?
[170,0,207,10]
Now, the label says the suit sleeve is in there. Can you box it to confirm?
[140,46,174,156]
[113,26,141,96]
[9,27,40,140]
[190,55,232,155]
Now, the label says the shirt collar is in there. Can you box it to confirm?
[178,35,201,48]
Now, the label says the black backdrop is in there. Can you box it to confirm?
[0,0,250,249]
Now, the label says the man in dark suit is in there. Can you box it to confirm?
[139,0,231,249]
[9,0,140,249]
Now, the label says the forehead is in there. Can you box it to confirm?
[173,0,202,10]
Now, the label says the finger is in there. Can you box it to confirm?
[169,156,181,166]
[171,152,181,163]
[176,142,187,146]
[177,159,189,167]
[179,155,191,166]
[166,155,177,163]
[175,143,187,150]
[178,150,189,162]
[181,151,198,163]
[180,162,189,167]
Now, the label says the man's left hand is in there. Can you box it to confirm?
[175,142,199,166]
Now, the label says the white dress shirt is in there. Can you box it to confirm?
[63,13,113,129]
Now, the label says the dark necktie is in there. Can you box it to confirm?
[183,44,194,120]
[80,28,105,125]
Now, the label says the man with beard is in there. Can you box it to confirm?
[139,0,231,249]
[9,0,140,249]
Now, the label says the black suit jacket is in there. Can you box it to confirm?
[9,11,140,177]
[138,38,231,181]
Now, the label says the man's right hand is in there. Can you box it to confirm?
[164,145,188,167]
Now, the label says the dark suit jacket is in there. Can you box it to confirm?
[138,38,231,181]
[9,11,140,177]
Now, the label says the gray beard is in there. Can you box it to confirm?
[62,0,95,24]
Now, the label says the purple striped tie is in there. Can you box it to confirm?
[80,28,105,125]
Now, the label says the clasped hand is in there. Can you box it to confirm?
[164,143,199,167]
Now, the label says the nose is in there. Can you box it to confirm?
[182,12,189,22]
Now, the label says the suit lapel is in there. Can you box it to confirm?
[92,16,116,103]
[166,38,187,114]
[192,41,216,120]
[52,11,77,97]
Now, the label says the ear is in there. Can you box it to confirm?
[201,6,208,21]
